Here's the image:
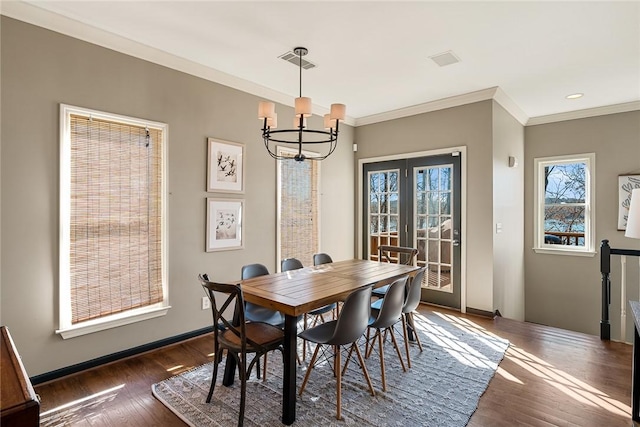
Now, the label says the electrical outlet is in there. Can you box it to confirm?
[201,296,211,310]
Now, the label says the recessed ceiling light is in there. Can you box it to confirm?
[566,93,584,99]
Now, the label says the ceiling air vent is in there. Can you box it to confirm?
[279,51,316,70]
[429,50,460,67]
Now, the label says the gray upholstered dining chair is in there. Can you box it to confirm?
[366,276,408,391]
[241,263,285,379]
[198,274,284,427]
[313,252,333,266]
[298,285,375,420]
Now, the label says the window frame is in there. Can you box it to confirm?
[533,152,596,256]
[57,104,170,339]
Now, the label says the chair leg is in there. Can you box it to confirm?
[336,344,342,420]
[378,330,387,391]
[352,342,375,396]
[238,354,247,427]
[408,312,423,352]
[299,343,321,396]
[262,353,268,381]
[402,314,412,369]
[389,326,407,372]
[206,348,222,403]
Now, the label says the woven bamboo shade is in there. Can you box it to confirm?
[69,114,163,324]
[279,154,319,266]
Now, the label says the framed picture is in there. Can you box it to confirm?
[207,138,244,193]
[618,174,640,230]
[206,198,244,252]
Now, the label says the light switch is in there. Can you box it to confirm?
[496,223,503,233]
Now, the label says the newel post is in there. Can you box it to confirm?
[600,239,611,340]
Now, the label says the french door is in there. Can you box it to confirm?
[363,153,462,309]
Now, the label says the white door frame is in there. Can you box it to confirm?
[357,146,467,313]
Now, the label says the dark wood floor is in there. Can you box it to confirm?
[35,305,633,426]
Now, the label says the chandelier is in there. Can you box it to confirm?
[258,47,346,161]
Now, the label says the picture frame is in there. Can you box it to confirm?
[618,174,640,230]
[207,138,244,193]
[206,198,244,252]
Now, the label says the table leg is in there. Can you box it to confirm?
[633,326,640,422]
[282,314,297,425]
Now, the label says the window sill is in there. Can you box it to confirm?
[56,305,171,339]
[533,248,597,257]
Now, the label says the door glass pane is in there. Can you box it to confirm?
[440,192,451,215]
[440,167,452,191]
[390,193,399,214]
[428,192,439,215]
[427,169,439,191]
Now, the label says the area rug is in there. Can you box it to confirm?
[152,310,509,426]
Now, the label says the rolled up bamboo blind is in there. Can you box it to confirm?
[279,153,319,266]
[69,114,163,324]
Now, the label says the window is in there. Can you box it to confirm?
[58,105,169,338]
[277,147,320,268]
[533,153,595,256]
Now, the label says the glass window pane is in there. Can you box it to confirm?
[380,215,388,233]
[381,173,388,192]
[416,192,426,214]
[544,163,586,204]
[389,171,398,193]
[428,192,439,215]
[440,167,452,191]
[416,169,425,191]
[380,193,389,214]
[370,215,379,234]
[370,193,379,213]
[544,206,585,247]
[389,215,398,232]
[427,168,439,191]
[390,193,399,214]
[440,192,451,215]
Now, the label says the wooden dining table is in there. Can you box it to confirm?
[222,258,419,425]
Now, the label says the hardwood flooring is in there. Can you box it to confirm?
[34,305,632,426]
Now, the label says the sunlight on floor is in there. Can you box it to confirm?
[417,310,631,419]
[39,384,125,426]
[412,311,504,370]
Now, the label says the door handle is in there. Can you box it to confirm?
[452,240,460,247]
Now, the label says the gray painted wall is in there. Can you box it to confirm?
[492,102,525,321]
[354,101,498,313]
[524,111,640,337]
[0,17,355,376]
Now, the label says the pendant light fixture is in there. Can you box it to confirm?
[258,47,345,161]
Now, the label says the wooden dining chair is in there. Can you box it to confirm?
[198,274,284,427]
[372,245,418,299]
[366,276,408,391]
[298,286,375,420]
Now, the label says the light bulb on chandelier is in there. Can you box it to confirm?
[258,47,345,161]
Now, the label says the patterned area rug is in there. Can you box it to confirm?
[152,310,509,426]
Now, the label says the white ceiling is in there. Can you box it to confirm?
[3,1,640,125]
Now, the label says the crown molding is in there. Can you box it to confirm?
[526,101,640,126]
[355,87,500,126]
